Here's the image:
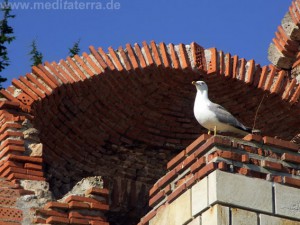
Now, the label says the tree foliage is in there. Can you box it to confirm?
[69,39,80,57]
[0,0,15,88]
[29,40,43,67]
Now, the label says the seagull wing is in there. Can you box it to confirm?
[208,103,250,132]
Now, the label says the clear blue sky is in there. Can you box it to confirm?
[1,0,291,87]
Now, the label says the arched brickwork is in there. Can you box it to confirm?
[0,41,299,224]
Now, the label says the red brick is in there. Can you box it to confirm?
[59,60,81,82]
[68,201,90,209]
[207,48,218,74]
[258,66,269,89]
[118,46,132,71]
[36,209,68,218]
[89,46,108,70]
[67,57,86,80]
[232,55,239,78]
[225,53,232,77]
[282,78,297,100]
[166,183,186,203]
[32,66,57,89]
[157,169,177,189]
[219,50,225,75]
[85,188,109,197]
[90,203,109,211]
[69,218,90,225]
[32,217,46,224]
[44,201,69,210]
[168,43,180,69]
[241,154,249,163]
[263,136,298,152]
[290,83,300,104]
[271,70,286,94]
[195,163,217,181]
[283,176,300,188]
[68,211,105,221]
[167,150,186,170]
[25,73,52,95]
[245,59,255,84]
[45,61,69,84]
[149,183,159,198]
[74,55,94,77]
[133,43,147,68]
[142,41,154,66]
[24,163,42,171]
[282,153,300,164]
[149,190,165,207]
[238,58,246,81]
[7,155,43,164]
[261,160,283,171]
[46,216,69,224]
[108,47,123,71]
[89,221,109,225]
[186,134,210,155]
[141,210,156,224]
[218,162,228,171]
[243,134,263,143]
[65,195,101,204]
[190,157,206,173]
[150,41,162,67]
[159,42,170,68]
[7,173,45,181]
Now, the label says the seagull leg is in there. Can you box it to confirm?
[214,126,217,136]
[208,130,211,135]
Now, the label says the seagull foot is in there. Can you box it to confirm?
[214,126,217,136]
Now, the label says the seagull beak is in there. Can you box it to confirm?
[192,81,196,85]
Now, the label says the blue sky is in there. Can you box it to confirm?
[1,0,291,87]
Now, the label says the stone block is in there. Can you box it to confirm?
[282,12,300,41]
[231,208,257,225]
[274,183,300,219]
[192,177,208,216]
[188,216,200,225]
[260,214,300,225]
[201,204,229,225]
[268,43,294,69]
[150,190,191,225]
[208,170,273,213]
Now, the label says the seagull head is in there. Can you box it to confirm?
[192,81,208,92]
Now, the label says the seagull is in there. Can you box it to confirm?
[192,80,259,136]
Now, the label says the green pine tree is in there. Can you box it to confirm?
[29,40,43,67]
[69,39,80,57]
[0,0,15,88]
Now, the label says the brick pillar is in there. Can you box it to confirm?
[139,134,300,225]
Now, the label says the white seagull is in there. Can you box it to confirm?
[192,80,258,136]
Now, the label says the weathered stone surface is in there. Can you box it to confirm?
[260,214,300,225]
[282,12,300,41]
[150,190,191,225]
[60,176,104,201]
[28,143,43,157]
[274,183,300,219]
[23,127,40,142]
[231,208,257,225]
[192,177,208,216]
[268,43,294,69]
[208,170,273,213]
[18,180,53,225]
[188,216,200,225]
[201,204,229,225]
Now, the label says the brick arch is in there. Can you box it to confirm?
[0,41,299,224]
